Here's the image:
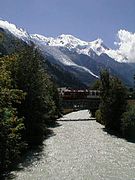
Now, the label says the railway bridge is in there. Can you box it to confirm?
[58,88,100,116]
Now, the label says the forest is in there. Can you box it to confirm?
[95,70,135,140]
[0,44,61,176]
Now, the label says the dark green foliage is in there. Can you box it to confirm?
[90,80,101,90]
[95,109,104,125]
[12,45,60,145]
[127,88,134,99]
[121,105,135,139]
[0,108,26,171]
[0,45,61,175]
[0,28,28,55]
[98,70,127,132]
[0,55,26,173]
[0,45,8,57]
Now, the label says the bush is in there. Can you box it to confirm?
[95,109,104,125]
[12,45,61,145]
[0,45,61,175]
[121,105,135,139]
[0,55,26,173]
[99,70,127,132]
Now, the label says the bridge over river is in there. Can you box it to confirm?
[59,88,101,115]
[11,110,135,180]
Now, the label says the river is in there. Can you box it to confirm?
[11,110,135,180]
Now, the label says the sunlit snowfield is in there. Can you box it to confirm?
[12,110,135,180]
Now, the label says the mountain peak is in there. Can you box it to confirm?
[58,34,75,39]
[31,33,107,56]
[91,38,103,46]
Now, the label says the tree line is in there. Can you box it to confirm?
[94,70,135,140]
[0,45,61,176]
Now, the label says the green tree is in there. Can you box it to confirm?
[98,70,127,133]
[0,55,26,173]
[121,105,135,139]
[12,45,60,145]
[90,79,101,90]
[0,44,61,175]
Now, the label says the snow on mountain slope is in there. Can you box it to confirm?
[31,33,135,63]
[0,20,134,86]
[0,19,30,43]
[31,33,132,63]
[31,34,108,57]
[34,42,99,78]
[1,20,134,64]
[0,20,99,78]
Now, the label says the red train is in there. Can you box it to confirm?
[58,88,100,100]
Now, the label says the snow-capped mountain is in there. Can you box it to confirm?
[30,33,135,86]
[0,19,135,87]
[31,34,99,79]
[0,19,129,63]
[30,33,128,63]
[31,34,108,57]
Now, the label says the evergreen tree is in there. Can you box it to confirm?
[99,70,127,132]
[0,55,26,174]
[0,44,61,175]
[12,45,60,145]
[121,105,135,139]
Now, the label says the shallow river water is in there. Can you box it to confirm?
[11,110,135,180]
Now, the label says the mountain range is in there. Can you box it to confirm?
[0,20,135,87]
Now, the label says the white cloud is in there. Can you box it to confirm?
[106,30,135,63]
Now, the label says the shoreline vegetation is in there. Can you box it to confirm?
[94,70,135,142]
[0,44,61,177]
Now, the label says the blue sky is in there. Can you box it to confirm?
[0,0,135,48]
